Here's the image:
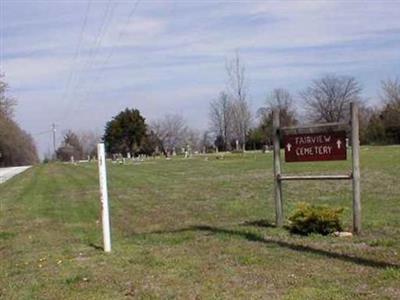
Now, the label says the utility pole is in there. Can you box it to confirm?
[52,123,56,159]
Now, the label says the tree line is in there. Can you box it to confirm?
[55,109,202,161]
[0,75,39,167]
[101,109,205,157]
[54,130,101,162]
[56,53,399,160]
[4,52,397,163]
[209,54,400,150]
[94,71,399,159]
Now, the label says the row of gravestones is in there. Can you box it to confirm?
[67,142,278,165]
[166,145,193,158]
[111,150,193,164]
[111,153,149,165]
[67,150,192,165]
[68,155,96,164]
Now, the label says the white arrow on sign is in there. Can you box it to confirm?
[337,139,342,149]
[286,143,292,152]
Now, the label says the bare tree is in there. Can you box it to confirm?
[209,91,233,150]
[77,130,102,158]
[199,130,213,153]
[379,78,400,143]
[255,88,298,147]
[56,130,84,161]
[226,51,247,103]
[0,75,38,167]
[231,100,251,151]
[381,77,400,106]
[226,51,252,151]
[258,88,298,128]
[301,74,362,123]
[0,117,39,167]
[0,74,17,118]
[151,114,188,155]
[185,129,201,152]
[358,104,375,144]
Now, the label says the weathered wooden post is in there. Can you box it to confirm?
[273,109,283,227]
[350,102,361,234]
[97,143,111,252]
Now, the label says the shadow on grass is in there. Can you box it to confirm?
[89,243,104,251]
[239,219,276,228]
[143,225,400,270]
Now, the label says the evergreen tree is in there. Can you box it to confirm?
[103,108,147,155]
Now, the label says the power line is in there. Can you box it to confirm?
[72,0,116,89]
[96,0,142,74]
[73,0,93,63]
[60,0,118,123]
[67,0,142,118]
[32,129,53,136]
[82,0,117,73]
[60,0,92,117]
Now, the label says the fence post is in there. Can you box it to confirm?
[97,143,111,252]
[351,103,361,234]
[273,109,283,227]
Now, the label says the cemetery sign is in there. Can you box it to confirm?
[284,131,347,162]
[272,103,361,234]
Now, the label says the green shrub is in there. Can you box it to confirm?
[288,203,343,235]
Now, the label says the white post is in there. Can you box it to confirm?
[97,143,111,252]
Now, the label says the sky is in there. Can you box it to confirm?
[1,0,400,157]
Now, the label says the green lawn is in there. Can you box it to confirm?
[1,146,399,299]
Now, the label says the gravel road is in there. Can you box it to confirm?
[0,166,31,184]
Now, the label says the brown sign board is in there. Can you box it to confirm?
[284,131,347,162]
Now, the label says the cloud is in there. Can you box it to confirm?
[1,1,399,156]
[3,56,71,90]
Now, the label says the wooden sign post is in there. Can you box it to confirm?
[351,103,361,234]
[272,102,361,234]
[273,108,283,227]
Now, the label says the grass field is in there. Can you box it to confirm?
[1,146,399,299]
